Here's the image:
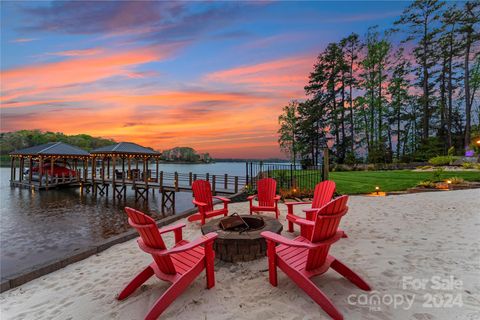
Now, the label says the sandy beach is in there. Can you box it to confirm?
[1,189,479,320]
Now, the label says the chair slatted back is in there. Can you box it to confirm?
[311,181,336,209]
[125,207,176,275]
[305,195,349,270]
[257,178,277,207]
[192,180,214,212]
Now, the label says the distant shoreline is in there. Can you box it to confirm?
[159,160,214,164]
[0,158,290,167]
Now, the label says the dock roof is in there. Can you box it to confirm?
[90,142,160,157]
[9,142,90,157]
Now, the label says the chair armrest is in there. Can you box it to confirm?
[285,201,312,208]
[302,208,320,221]
[261,231,312,248]
[137,238,169,256]
[137,233,218,256]
[274,195,281,201]
[158,223,186,235]
[286,214,298,222]
[213,196,231,203]
[247,195,257,200]
[192,199,207,207]
[261,231,345,249]
[291,217,315,227]
[168,233,218,254]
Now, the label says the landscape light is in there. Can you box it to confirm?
[446,180,452,184]
[375,186,380,195]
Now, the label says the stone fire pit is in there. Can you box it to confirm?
[201,215,283,262]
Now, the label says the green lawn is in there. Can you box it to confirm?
[331,170,480,194]
[281,170,480,195]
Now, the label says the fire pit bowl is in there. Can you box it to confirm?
[201,215,283,262]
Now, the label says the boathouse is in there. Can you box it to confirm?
[9,142,91,190]
[90,142,162,200]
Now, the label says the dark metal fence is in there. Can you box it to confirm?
[245,162,323,192]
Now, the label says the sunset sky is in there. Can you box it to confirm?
[1,1,407,158]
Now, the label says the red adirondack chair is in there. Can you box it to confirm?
[188,180,230,225]
[261,196,371,320]
[286,180,336,235]
[118,207,218,320]
[247,178,280,219]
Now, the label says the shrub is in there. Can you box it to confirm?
[274,170,289,186]
[279,187,312,199]
[416,165,432,170]
[462,162,475,169]
[417,180,437,188]
[432,167,444,181]
[332,164,352,172]
[244,184,256,195]
[412,137,445,161]
[447,146,456,156]
[428,156,460,166]
[344,152,356,165]
[447,177,464,184]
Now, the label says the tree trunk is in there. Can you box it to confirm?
[349,51,355,157]
[440,57,447,152]
[464,30,471,149]
[378,64,383,145]
[387,125,393,163]
[340,77,346,162]
[447,54,453,148]
[369,66,375,149]
[363,107,370,153]
[447,24,455,148]
[422,17,430,140]
[402,123,410,158]
[396,97,401,159]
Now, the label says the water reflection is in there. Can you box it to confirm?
[0,169,193,281]
[0,163,246,281]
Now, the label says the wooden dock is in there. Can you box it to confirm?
[8,142,253,214]
[10,169,247,213]
[87,170,245,200]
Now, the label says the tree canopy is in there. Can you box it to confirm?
[0,130,116,155]
[278,0,480,164]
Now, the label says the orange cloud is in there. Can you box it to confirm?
[205,55,312,95]
[2,51,313,158]
[1,86,280,155]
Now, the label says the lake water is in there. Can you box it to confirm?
[0,162,246,282]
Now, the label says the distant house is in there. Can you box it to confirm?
[198,153,212,163]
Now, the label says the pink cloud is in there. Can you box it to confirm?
[46,48,104,57]
[10,38,37,43]
[1,43,181,105]
[206,55,312,89]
